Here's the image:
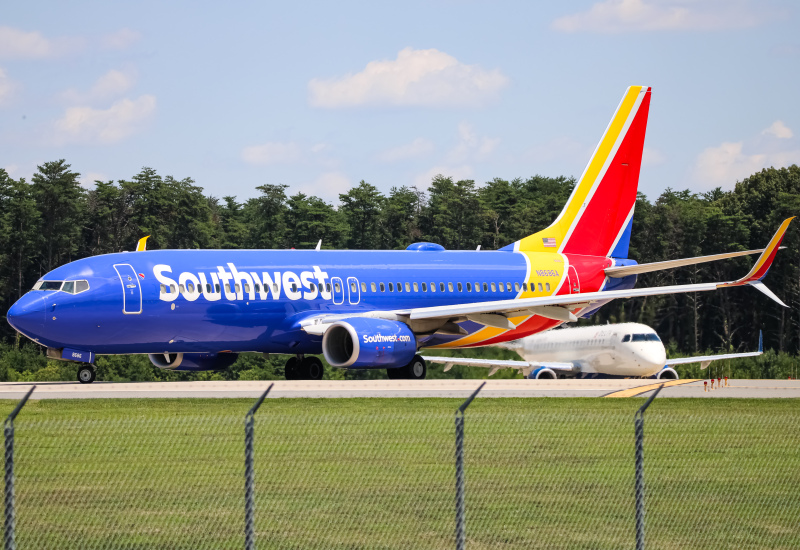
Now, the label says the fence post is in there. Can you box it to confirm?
[455,381,485,550]
[244,384,273,550]
[634,384,663,550]
[4,386,35,550]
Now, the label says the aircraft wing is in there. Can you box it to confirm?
[665,331,763,370]
[301,219,791,335]
[421,356,574,377]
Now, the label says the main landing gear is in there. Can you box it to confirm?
[285,355,324,381]
[386,355,427,380]
[77,364,96,384]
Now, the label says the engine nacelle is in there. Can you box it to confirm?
[322,317,416,369]
[656,367,679,380]
[148,352,238,371]
[529,367,558,380]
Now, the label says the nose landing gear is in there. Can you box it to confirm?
[284,355,324,381]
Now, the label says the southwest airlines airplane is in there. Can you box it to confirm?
[5,86,794,383]
[423,323,763,380]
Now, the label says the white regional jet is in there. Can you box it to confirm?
[423,323,762,380]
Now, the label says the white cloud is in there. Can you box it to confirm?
[693,141,800,187]
[241,142,302,165]
[377,138,435,163]
[101,29,141,50]
[0,26,85,59]
[447,122,499,163]
[552,0,761,33]
[414,165,475,188]
[297,172,352,203]
[53,95,156,145]
[309,47,508,108]
[0,26,52,58]
[763,120,793,139]
[80,172,109,188]
[61,69,136,103]
[0,67,18,106]
[642,147,666,165]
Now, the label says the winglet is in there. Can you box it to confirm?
[718,217,793,287]
[136,236,150,252]
[758,330,763,353]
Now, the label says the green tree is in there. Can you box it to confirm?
[31,160,84,270]
[339,181,384,249]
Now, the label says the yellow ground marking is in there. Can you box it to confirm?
[604,379,699,398]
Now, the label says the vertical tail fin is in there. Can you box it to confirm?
[503,86,651,257]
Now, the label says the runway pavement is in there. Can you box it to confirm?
[0,378,798,399]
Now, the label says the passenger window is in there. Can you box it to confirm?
[160,284,166,293]
[491,283,496,292]
[522,283,527,291]
[397,282,403,292]
[62,281,75,294]
[431,282,436,292]
[514,283,520,292]
[507,283,512,292]
[324,283,329,293]
[439,282,445,292]
[370,282,376,292]
[538,283,543,292]
[207,284,213,293]
[235,284,241,293]
[498,283,504,292]
[422,282,428,292]
[216,284,221,293]
[413,282,418,292]
[360,282,366,292]
[483,283,488,292]
[467,282,472,292]
[350,282,357,292]
[457,282,462,292]
[318,283,324,292]
[380,282,385,292]
[291,283,298,292]
[389,283,394,292]
[254,284,260,292]
[180,284,186,293]
[333,282,340,292]
[622,334,631,342]
[187,282,194,293]
[447,282,453,292]
[171,285,177,293]
[75,280,89,293]
[405,282,410,292]
[545,283,550,292]
[244,284,250,293]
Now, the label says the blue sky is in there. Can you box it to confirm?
[2,0,798,203]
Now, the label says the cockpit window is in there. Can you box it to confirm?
[621,334,631,342]
[32,280,89,293]
[34,281,63,291]
[631,333,660,342]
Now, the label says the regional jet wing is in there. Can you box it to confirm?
[665,331,763,370]
[421,356,574,377]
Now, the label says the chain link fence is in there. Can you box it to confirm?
[2,395,799,549]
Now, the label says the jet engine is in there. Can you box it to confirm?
[656,367,679,380]
[322,317,416,369]
[148,352,238,371]
[529,367,558,380]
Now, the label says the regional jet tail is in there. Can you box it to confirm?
[5,86,793,383]
[424,326,764,380]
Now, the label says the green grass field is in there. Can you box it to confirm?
[1,398,798,549]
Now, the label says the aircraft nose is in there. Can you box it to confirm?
[6,294,46,338]
[639,345,667,371]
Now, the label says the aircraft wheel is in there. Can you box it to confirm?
[404,355,427,380]
[284,357,298,380]
[77,365,96,384]
[301,356,324,381]
[386,367,405,380]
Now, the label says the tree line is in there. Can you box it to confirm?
[1,160,798,381]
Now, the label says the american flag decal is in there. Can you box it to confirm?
[542,237,556,248]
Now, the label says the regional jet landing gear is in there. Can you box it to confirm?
[387,355,427,380]
[284,355,324,381]
[77,364,96,384]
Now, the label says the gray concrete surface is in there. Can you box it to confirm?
[0,378,797,399]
